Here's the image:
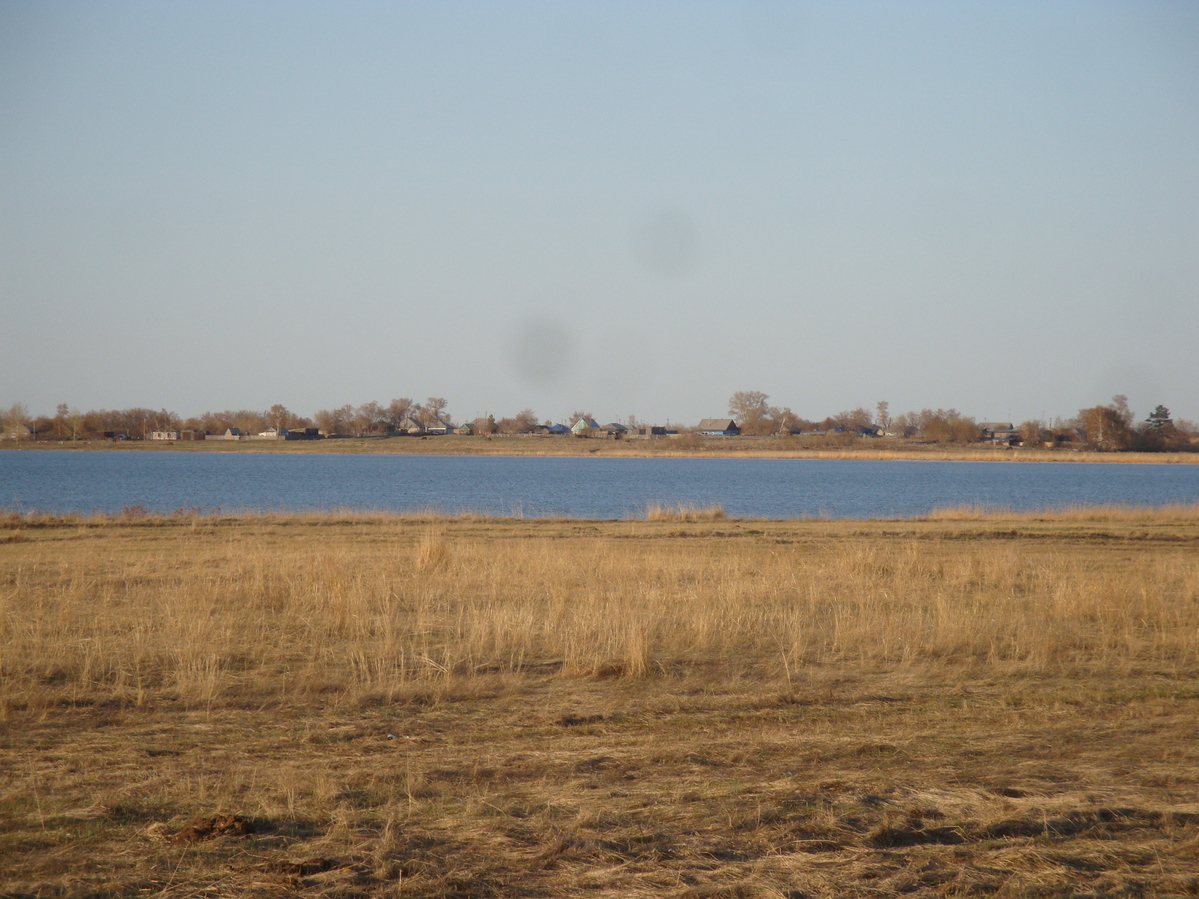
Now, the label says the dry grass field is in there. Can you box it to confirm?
[3,507,1199,897]
[10,434,1199,463]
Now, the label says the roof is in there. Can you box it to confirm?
[696,419,738,431]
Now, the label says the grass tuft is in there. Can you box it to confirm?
[645,503,727,521]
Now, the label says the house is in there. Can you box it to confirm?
[627,426,673,438]
[395,416,425,435]
[2,423,37,441]
[571,418,602,436]
[1057,427,1087,446]
[547,423,572,436]
[424,418,452,436]
[696,419,740,436]
[149,431,179,441]
[598,422,628,439]
[980,422,1020,446]
[990,430,1021,446]
[284,427,322,440]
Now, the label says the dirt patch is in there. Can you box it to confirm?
[172,813,257,843]
[267,858,342,876]
[558,713,605,726]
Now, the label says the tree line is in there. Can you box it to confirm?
[1,393,1194,451]
[0,397,548,442]
[0,398,448,441]
[726,391,1194,452]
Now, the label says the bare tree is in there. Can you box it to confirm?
[354,401,384,435]
[50,405,85,442]
[1111,394,1133,429]
[910,409,978,444]
[385,397,415,430]
[119,408,158,440]
[1075,396,1134,451]
[155,408,181,431]
[497,408,539,434]
[314,404,354,436]
[313,408,336,435]
[228,410,265,436]
[831,407,873,430]
[771,406,808,432]
[1018,419,1045,447]
[421,397,450,427]
[3,401,30,438]
[875,401,891,431]
[729,391,771,434]
[54,403,70,439]
[265,404,298,433]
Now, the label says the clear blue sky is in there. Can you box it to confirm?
[3,1,1197,426]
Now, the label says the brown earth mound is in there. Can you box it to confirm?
[172,813,256,843]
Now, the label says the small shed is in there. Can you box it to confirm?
[284,427,322,440]
[696,419,740,436]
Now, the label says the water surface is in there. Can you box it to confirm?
[2,451,1196,518]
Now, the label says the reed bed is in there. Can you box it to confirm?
[644,502,727,521]
[923,501,1199,521]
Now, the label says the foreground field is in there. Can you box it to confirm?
[3,509,1199,897]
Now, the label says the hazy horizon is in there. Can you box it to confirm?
[3,2,1197,425]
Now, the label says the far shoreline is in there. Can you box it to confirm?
[3,435,1197,464]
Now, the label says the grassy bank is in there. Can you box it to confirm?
[3,509,1199,896]
[5,433,1199,462]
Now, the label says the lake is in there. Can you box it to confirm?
[1,451,1197,519]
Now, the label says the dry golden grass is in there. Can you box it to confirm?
[8,435,1198,463]
[645,503,727,521]
[3,508,1199,897]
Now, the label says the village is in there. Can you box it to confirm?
[134,418,1039,447]
[1,395,1192,452]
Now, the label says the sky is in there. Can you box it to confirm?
[2,1,1197,427]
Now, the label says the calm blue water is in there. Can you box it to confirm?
[1,451,1197,519]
